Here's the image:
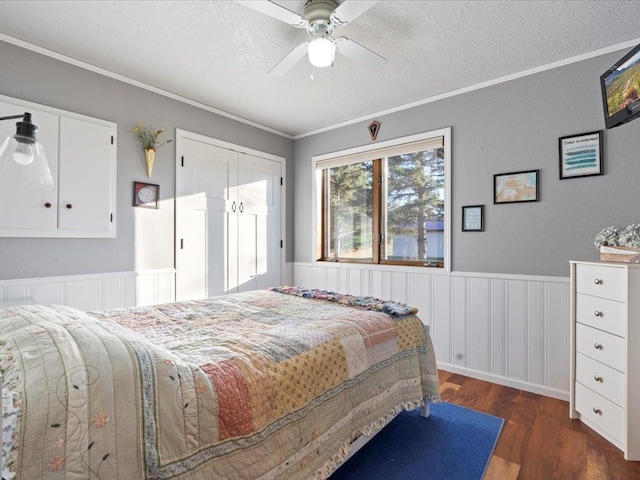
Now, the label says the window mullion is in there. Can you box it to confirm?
[372,159,382,264]
[320,169,329,260]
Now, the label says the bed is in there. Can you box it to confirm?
[1,287,440,480]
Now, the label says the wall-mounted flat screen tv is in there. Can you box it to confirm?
[600,42,640,129]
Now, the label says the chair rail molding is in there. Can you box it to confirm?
[293,262,570,400]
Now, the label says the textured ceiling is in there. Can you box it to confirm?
[1,1,640,137]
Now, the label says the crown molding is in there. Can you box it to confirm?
[0,33,294,139]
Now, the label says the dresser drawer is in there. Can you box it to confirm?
[576,293,626,337]
[575,382,624,443]
[576,323,625,372]
[576,352,625,407]
[575,264,626,302]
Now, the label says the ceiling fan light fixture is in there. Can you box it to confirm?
[308,36,335,68]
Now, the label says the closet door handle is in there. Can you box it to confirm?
[239,202,244,213]
[66,204,73,209]
[232,201,236,213]
[44,202,52,208]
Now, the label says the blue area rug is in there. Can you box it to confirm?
[329,402,504,480]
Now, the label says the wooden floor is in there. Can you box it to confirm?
[438,370,640,480]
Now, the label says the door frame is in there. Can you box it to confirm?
[174,129,286,299]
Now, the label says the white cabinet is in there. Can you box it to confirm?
[569,261,640,460]
[175,131,282,301]
[0,95,116,238]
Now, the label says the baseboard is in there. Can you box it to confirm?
[438,362,569,401]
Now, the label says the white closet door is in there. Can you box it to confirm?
[176,138,236,300]
[0,102,59,230]
[236,153,281,291]
[176,132,282,301]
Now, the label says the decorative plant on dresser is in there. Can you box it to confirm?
[132,121,172,178]
[595,224,640,263]
[569,260,640,460]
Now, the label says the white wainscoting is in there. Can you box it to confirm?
[294,262,570,400]
[0,269,176,311]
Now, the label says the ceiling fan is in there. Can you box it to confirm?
[236,0,386,77]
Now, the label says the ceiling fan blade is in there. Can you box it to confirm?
[268,42,309,77]
[330,1,379,26]
[235,1,307,28]
[335,37,386,68]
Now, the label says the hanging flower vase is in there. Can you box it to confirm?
[144,148,155,178]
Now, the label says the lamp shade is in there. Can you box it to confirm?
[0,113,54,189]
[308,37,335,68]
[0,135,54,188]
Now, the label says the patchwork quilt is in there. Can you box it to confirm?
[0,289,440,479]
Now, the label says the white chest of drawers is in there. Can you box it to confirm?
[570,261,640,460]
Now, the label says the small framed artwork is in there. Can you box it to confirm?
[133,181,159,209]
[462,205,484,231]
[559,130,603,179]
[494,170,539,204]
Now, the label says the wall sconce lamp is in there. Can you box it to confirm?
[0,112,54,188]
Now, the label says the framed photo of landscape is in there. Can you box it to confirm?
[559,130,603,179]
[493,170,539,204]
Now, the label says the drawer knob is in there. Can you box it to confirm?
[594,343,603,350]
[593,407,602,415]
[594,278,603,285]
[594,375,603,383]
[594,310,603,317]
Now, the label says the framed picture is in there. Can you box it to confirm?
[494,170,539,204]
[462,205,484,231]
[559,130,603,179]
[133,181,159,209]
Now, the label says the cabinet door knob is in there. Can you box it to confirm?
[594,343,603,350]
[594,278,603,285]
[66,204,73,209]
[44,202,52,208]
[594,310,603,317]
[593,407,602,415]
[594,375,603,383]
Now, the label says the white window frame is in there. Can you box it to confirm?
[312,127,452,273]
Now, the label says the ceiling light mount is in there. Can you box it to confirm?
[303,0,337,27]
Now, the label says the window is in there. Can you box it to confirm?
[316,129,450,269]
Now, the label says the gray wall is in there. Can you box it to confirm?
[3,39,640,281]
[0,41,294,280]
[293,49,640,277]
